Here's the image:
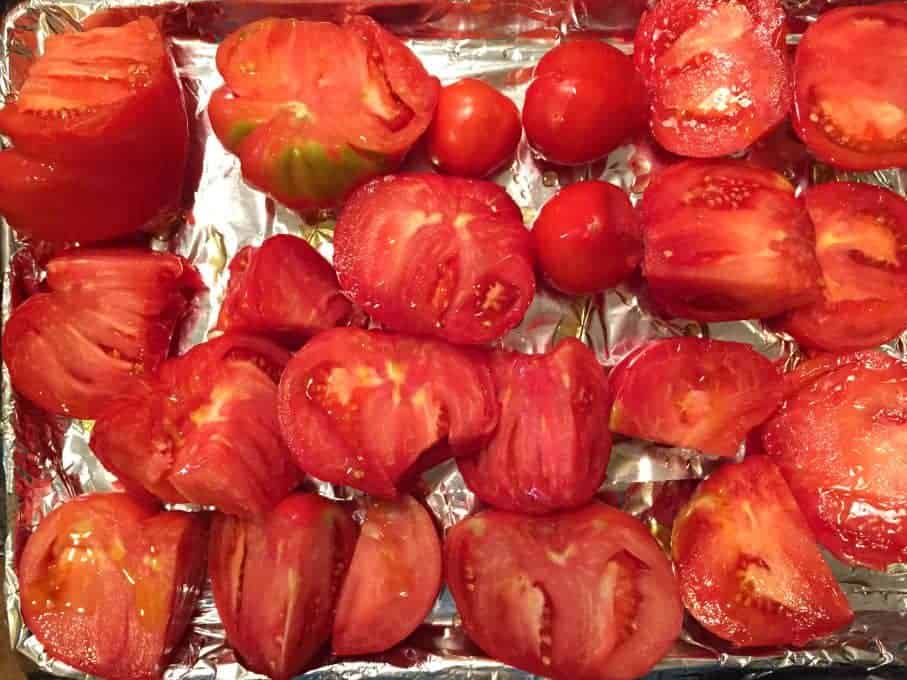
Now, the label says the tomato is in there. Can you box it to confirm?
[761,351,907,571]
[216,234,351,346]
[209,493,357,679]
[427,78,521,178]
[208,17,438,212]
[0,18,189,242]
[773,182,907,351]
[333,495,441,655]
[609,338,783,457]
[522,39,645,165]
[333,173,535,345]
[19,493,208,680]
[458,339,611,514]
[792,3,907,170]
[2,249,202,419]
[278,327,498,497]
[446,503,682,680]
[634,0,792,157]
[531,180,641,295]
[641,160,822,321]
[91,334,302,517]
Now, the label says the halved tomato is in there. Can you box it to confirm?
[458,338,612,514]
[209,493,357,680]
[446,503,682,680]
[792,3,907,170]
[91,334,302,517]
[333,173,535,345]
[609,338,783,457]
[673,456,853,647]
[333,495,441,655]
[19,493,208,680]
[2,249,202,419]
[641,160,822,321]
[761,351,907,570]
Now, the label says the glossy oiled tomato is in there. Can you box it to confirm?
[19,493,208,680]
[792,3,907,170]
[673,456,853,647]
[446,503,682,680]
[333,173,535,345]
[2,249,202,419]
[641,160,822,321]
[209,493,357,679]
[278,328,498,497]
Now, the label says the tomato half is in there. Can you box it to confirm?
[19,493,208,680]
[91,334,302,517]
[2,249,202,419]
[609,338,783,457]
[333,173,535,345]
[446,503,682,680]
[209,493,357,679]
[641,160,822,321]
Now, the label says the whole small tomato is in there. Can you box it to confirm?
[427,78,522,178]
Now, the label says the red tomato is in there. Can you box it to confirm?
[216,234,351,346]
[522,39,645,165]
[773,182,907,351]
[91,334,302,517]
[427,78,521,178]
[2,249,202,419]
[0,18,189,242]
[333,495,441,655]
[641,160,822,321]
[446,503,682,680]
[19,493,208,680]
[761,351,907,570]
[634,0,791,157]
[792,3,907,170]
[673,456,853,647]
[531,180,641,294]
[458,339,611,514]
[609,338,783,457]
[209,493,357,679]
[333,173,535,345]
[208,17,438,212]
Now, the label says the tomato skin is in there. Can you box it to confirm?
[427,78,521,178]
[209,493,357,680]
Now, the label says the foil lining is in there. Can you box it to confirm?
[2,1,907,678]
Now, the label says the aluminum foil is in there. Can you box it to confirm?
[3,0,907,678]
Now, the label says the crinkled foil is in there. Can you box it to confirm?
[3,0,907,678]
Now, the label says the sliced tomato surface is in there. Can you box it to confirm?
[446,503,682,680]
[334,173,535,345]
[209,493,357,680]
[609,338,783,457]
[641,160,822,321]
[19,493,208,680]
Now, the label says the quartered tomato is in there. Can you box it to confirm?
[19,493,208,680]
[333,495,441,655]
[333,173,535,345]
[609,338,783,457]
[91,334,302,517]
[209,493,357,680]
[673,456,853,647]
[216,234,350,346]
[446,503,682,680]
[762,352,907,570]
[792,3,907,170]
[458,339,612,514]
[208,17,438,211]
[2,249,202,419]
[641,160,822,321]
[0,18,189,242]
